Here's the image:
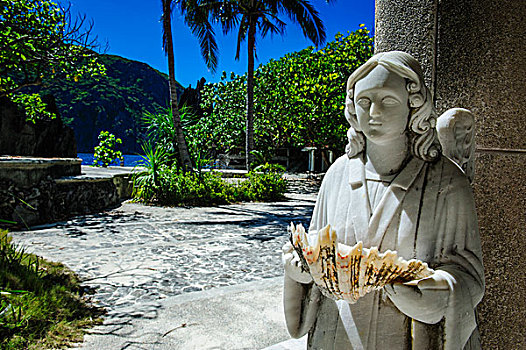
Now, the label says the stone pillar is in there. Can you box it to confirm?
[375,0,437,91]
[375,0,526,348]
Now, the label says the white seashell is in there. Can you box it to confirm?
[290,223,434,304]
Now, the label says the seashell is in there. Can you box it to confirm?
[289,223,434,304]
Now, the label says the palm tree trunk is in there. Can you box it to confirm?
[163,1,193,172]
[245,22,256,171]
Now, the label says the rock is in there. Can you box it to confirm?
[0,95,77,157]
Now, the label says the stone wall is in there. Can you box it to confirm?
[0,158,120,229]
[375,0,526,347]
[0,175,119,229]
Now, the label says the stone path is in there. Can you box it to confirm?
[10,174,321,349]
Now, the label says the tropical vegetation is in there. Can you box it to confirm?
[0,0,105,122]
[187,28,374,161]
[8,93,55,124]
[180,0,335,169]
[0,230,103,349]
[133,157,286,206]
[133,114,287,206]
[142,106,202,161]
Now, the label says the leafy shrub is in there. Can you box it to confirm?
[93,131,123,167]
[238,171,287,202]
[134,167,229,206]
[133,165,286,206]
[142,106,202,168]
[163,169,235,205]
[142,109,177,157]
[133,142,172,197]
[253,162,286,174]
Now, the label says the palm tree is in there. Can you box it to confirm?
[180,0,334,170]
[161,0,193,172]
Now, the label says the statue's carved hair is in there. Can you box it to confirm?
[344,51,441,161]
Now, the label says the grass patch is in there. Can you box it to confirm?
[0,230,104,349]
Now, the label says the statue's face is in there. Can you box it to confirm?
[354,66,410,145]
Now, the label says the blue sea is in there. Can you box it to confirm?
[77,153,145,167]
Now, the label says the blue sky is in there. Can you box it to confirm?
[69,0,374,88]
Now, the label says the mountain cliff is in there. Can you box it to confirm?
[38,54,183,153]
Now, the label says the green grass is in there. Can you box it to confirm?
[0,230,104,349]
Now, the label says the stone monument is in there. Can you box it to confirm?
[282,51,484,349]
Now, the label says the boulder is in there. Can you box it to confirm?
[0,95,77,157]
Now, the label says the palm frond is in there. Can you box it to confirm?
[278,0,326,47]
[258,13,285,38]
[182,2,221,72]
[176,0,330,71]
[188,19,219,72]
[179,104,202,128]
[216,0,240,33]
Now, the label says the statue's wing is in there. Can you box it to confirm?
[436,108,476,183]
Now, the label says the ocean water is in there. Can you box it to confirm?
[77,153,145,167]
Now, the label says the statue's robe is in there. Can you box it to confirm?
[284,155,484,350]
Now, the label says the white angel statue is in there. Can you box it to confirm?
[282,51,484,350]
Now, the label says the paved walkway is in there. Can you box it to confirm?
[11,175,321,349]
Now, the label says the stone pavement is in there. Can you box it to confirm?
[10,175,321,349]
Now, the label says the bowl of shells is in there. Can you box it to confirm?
[289,223,434,304]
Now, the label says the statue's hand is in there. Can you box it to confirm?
[282,242,313,284]
[384,271,451,324]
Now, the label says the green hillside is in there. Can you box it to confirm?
[37,54,183,153]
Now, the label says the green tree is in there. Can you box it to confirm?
[189,29,374,160]
[189,71,246,157]
[0,0,104,97]
[161,0,193,172]
[181,0,334,170]
[255,28,373,154]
